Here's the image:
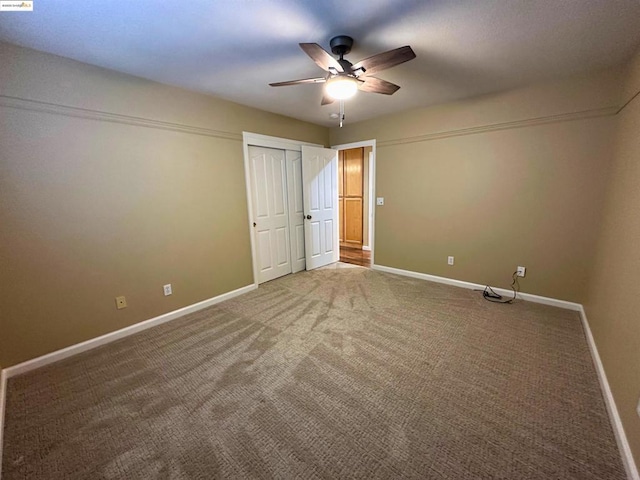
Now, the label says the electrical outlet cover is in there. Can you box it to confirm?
[115,296,127,309]
[163,284,172,296]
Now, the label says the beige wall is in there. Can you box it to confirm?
[0,42,328,367]
[585,49,640,469]
[331,68,621,302]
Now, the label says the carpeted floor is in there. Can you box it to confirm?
[2,264,625,479]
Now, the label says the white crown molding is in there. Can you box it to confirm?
[0,94,242,141]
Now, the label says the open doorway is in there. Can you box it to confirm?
[333,140,376,268]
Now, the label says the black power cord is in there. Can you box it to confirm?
[480,271,520,304]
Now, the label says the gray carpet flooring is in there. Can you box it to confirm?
[2,264,625,479]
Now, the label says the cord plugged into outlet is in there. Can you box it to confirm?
[516,266,526,277]
[479,269,521,304]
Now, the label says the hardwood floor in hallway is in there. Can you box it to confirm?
[339,246,371,267]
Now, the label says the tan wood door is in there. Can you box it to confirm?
[339,148,363,247]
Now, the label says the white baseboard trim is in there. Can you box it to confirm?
[0,369,6,480]
[371,263,637,478]
[362,246,371,251]
[3,284,256,380]
[372,264,582,311]
[1,275,636,479]
[0,284,255,478]
[579,306,639,480]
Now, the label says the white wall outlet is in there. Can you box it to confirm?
[517,266,526,277]
[115,296,127,309]
[448,256,454,266]
[163,284,172,296]
[376,197,384,206]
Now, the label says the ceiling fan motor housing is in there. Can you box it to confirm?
[330,35,353,57]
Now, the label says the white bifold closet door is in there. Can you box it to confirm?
[248,145,338,284]
[248,146,291,283]
[285,150,306,274]
[248,146,306,284]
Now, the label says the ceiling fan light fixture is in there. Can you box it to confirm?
[325,76,358,100]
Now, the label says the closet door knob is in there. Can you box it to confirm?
[306,215,312,220]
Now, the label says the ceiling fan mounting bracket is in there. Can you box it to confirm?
[330,35,353,57]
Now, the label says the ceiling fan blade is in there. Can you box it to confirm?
[359,77,401,95]
[321,93,335,106]
[352,46,416,76]
[269,77,326,87]
[299,43,344,73]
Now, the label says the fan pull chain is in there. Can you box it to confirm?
[340,100,345,128]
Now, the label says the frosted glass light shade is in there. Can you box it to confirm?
[325,76,358,100]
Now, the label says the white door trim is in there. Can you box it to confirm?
[243,132,323,287]
[331,139,377,265]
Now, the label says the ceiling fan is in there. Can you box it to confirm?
[269,35,416,105]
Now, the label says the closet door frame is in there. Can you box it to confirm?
[242,132,323,287]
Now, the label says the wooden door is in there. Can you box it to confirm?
[339,148,363,247]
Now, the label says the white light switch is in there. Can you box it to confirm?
[376,197,384,206]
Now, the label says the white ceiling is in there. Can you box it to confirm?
[1,0,640,127]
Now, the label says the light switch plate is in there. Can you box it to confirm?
[376,197,384,206]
